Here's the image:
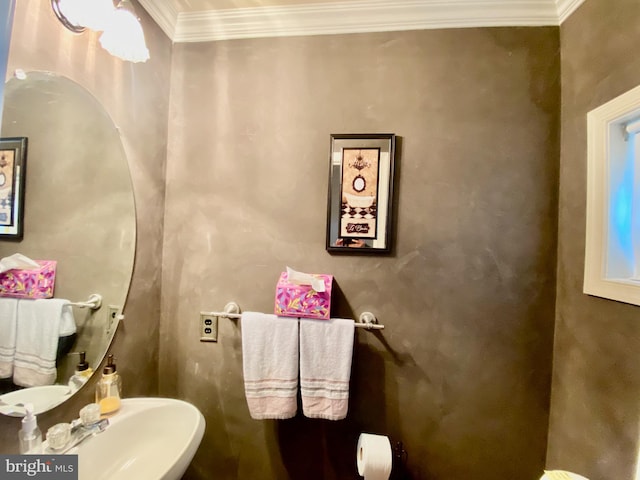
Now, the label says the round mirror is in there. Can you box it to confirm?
[0,71,135,415]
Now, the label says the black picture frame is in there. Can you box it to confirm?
[326,133,395,254]
[0,137,27,240]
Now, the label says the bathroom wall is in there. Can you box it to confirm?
[547,1,640,479]
[0,0,170,450]
[163,27,560,479]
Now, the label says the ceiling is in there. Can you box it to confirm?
[137,0,586,43]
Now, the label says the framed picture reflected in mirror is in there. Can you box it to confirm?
[326,133,395,254]
[0,137,27,240]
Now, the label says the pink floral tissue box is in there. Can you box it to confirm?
[0,260,57,299]
[274,271,333,320]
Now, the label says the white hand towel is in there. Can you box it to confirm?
[13,299,76,387]
[300,318,355,420]
[241,312,299,420]
[0,298,18,378]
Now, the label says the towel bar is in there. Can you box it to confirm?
[202,302,384,330]
[68,293,102,310]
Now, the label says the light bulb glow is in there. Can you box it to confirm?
[55,0,115,31]
[99,5,150,63]
[52,0,150,63]
[78,0,116,31]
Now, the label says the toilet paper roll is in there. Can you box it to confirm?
[356,433,392,480]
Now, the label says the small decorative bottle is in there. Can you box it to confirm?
[68,351,93,392]
[95,354,122,416]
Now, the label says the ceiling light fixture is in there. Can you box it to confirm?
[99,0,150,63]
[51,0,86,34]
[50,0,149,63]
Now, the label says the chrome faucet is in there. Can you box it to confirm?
[59,418,109,453]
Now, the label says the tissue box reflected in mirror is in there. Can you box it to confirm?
[274,271,333,320]
[0,260,57,299]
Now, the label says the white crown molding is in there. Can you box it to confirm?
[137,0,179,40]
[174,0,559,43]
[555,0,586,24]
[140,0,575,43]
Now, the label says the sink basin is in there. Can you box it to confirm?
[76,397,205,480]
[0,385,72,416]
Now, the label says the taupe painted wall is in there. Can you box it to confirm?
[0,0,170,451]
[547,1,640,479]
[163,27,560,479]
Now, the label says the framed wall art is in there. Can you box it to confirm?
[326,133,396,254]
[0,137,27,240]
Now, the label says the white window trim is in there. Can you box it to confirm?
[585,83,640,306]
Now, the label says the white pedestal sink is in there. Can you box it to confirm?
[75,397,205,480]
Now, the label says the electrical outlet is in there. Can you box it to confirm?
[200,313,218,342]
[106,305,120,335]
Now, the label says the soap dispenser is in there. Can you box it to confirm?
[68,351,93,392]
[19,403,43,454]
[95,354,122,416]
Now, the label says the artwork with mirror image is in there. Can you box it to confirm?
[340,148,379,239]
[0,148,15,224]
[0,137,26,239]
[326,133,395,254]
